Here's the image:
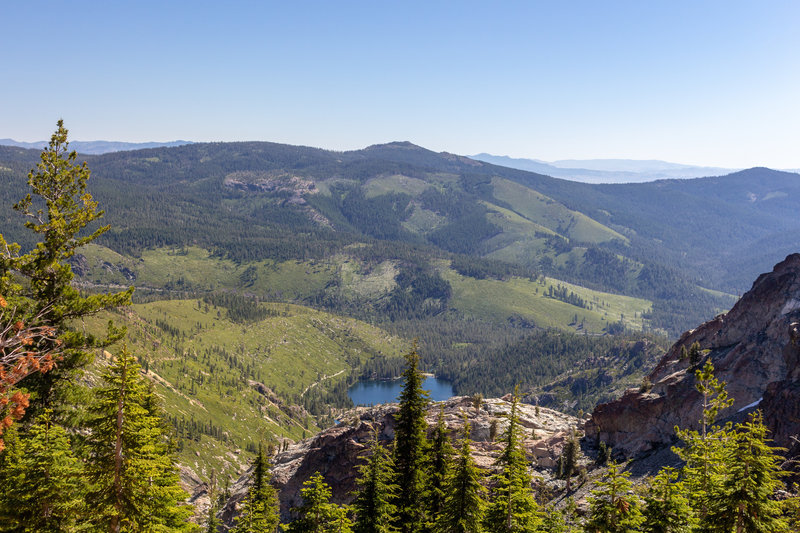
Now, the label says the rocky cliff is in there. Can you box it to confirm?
[219,395,579,526]
[586,253,800,457]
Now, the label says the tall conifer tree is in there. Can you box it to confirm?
[642,466,693,533]
[232,446,281,533]
[424,407,454,531]
[584,461,643,533]
[483,389,542,533]
[205,471,223,533]
[436,416,485,533]
[705,412,787,533]
[560,431,580,492]
[0,120,132,420]
[392,344,430,533]
[673,361,733,526]
[284,471,353,533]
[85,346,192,532]
[352,430,398,533]
[0,410,84,532]
[0,120,132,442]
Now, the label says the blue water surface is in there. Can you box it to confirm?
[348,376,454,406]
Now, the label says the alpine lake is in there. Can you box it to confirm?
[347,376,455,406]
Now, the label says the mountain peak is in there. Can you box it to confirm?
[363,140,424,150]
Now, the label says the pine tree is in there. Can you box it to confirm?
[136,378,195,531]
[0,410,84,532]
[0,120,132,420]
[672,361,733,525]
[436,416,485,533]
[560,431,580,492]
[284,471,353,533]
[584,461,643,533]
[424,407,454,531]
[232,447,281,533]
[352,431,398,533]
[483,389,543,533]
[329,506,356,533]
[642,466,693,533]
[392,344,430,533]
[85,346,193,532]
[688,342,702,367]
[705,411,787,533]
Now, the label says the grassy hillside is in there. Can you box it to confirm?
[85,299,409,483]
[441,268,652,333]
[75,243,655,334]
[489,178,629,245]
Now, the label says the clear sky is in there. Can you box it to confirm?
[2,1,799,168]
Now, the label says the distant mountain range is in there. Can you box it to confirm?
[3,137,792,180]
[0,138,193,154]
[470,153,738,183]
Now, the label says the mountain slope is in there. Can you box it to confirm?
[4,140,787,336]
[586,253,800,457]
[84,298,410,483]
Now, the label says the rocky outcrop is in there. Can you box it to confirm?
[223,171,317,198]
[220,396,579,526]
[761,320,800,460]
[586,253,800,457]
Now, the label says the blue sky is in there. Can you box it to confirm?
[2,1,799,168]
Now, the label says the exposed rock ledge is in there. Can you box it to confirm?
[586,253,800,458]
[220,395,579,525]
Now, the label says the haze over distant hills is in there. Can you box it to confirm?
[0,138,193,154]
[4,136,794,180]
[470,153,739,183]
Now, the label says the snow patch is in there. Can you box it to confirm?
[781,299,800,315]
[737,397,762,413]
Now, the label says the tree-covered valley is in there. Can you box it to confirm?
[2,125,800,531]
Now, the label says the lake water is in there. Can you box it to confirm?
[348,376,455,406]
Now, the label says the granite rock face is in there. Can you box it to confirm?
[220,396,579,526]
[761,320,800,460]
[586,254,800,457]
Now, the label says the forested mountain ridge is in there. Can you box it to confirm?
[1,140,775,336]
